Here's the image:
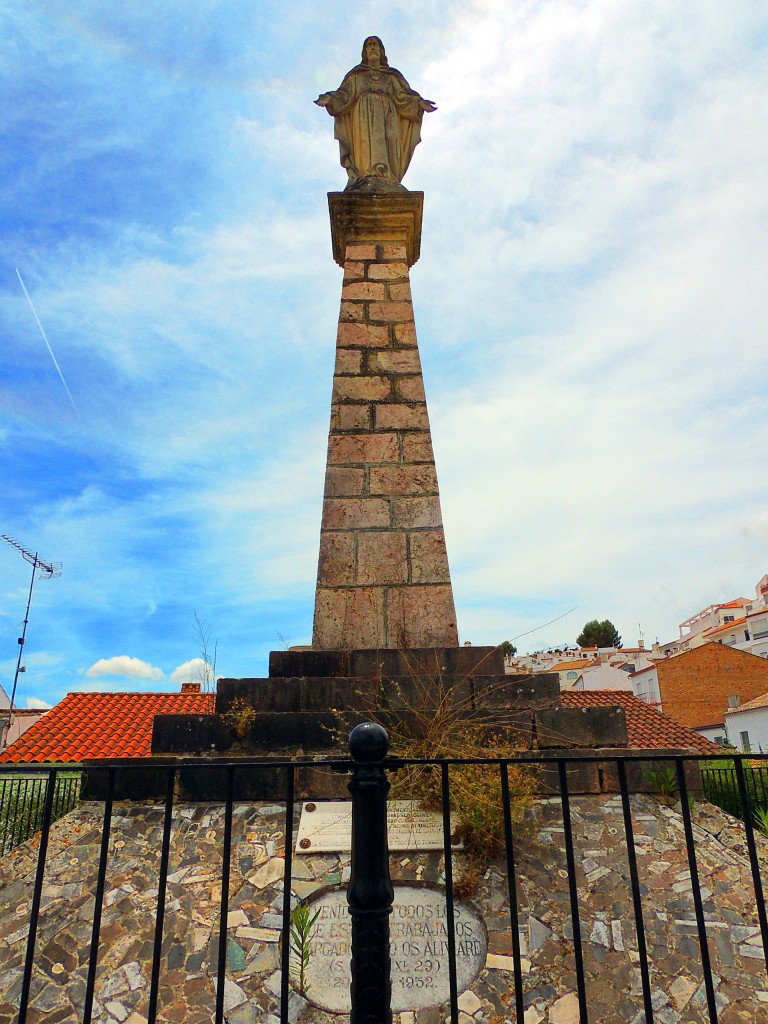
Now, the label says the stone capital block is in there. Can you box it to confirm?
[329,192,423,268]
[368,262,409,280]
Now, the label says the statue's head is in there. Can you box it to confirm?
[362,36,388,67]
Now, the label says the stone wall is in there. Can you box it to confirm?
[1,794,766,1024]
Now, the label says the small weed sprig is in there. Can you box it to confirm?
[222,697,258,740]
[290,902,321,995]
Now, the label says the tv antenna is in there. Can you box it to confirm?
[1,535,62,747]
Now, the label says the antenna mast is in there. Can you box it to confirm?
[1,535,62,748]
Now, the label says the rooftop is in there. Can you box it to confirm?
[561,691,719,753]
[0,687,214,763]
[724,691,768,715]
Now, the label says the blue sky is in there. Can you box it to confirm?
[2,1,768,707]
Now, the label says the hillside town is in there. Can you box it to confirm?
[505,572,768,753]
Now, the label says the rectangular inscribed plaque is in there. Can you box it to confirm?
[295,800,461,853]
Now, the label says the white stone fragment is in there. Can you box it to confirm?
[249,857,286,890]
[236,926,281,943]
[457,990,482,1014]
[549,992,580,1024]
[611,921,624,951]
[227,909,249,928]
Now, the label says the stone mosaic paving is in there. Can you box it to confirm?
[0,794,767,1024]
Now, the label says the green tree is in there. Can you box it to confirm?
[576,619,622,649]
[499,640,517,657]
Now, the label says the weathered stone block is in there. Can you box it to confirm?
[375,402,429,430]
[369,463,438,496]
[401,433,434,462]
[152,714,234,753]
[345,243,377,260]
[370,350,422,374]
[357,531,408,584]
[387,585,459,648]
[317,531,355,586]
[343,260,365,280]
[535,707,629,749]
[333,374,391,402]
[337,322,388,346]
[396,376,427,402]
[533,754,602,796]
[332,404,372,430]
[334,349,363,374]
[313,586,386,649]
[369,301,414,322]
[321,498,390,529]
[368,261,408,280]
[474,674,560,708]
[381,243,408,260]
[388,282,412,301]
[328,432,399,465]
[324,466,365,496]
[394,323,417,346]
[339,300,365,323]
[342,281,386,300]
[392,496,442,528]
[409,529,451,584]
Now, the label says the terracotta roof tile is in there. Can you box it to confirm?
[725,691,768,714]
[549,659,599,672]
[0,689,214,763]
[561,691,719,754]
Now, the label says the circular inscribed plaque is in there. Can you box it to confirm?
[294,884,487,1013]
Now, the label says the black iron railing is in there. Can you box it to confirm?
[701,762,768,819]
[0,769,81,856]
[0,743,767,1024]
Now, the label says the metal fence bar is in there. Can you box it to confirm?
[733,758,768,982]
[617,760,654,1024]
[280,764,296,1024]
[18,768,57,1024]
[500,762,525,1024]
[214,764,235,1024]
[147,766,176,1024]
[676,759,718,1024]
[440,760,459,1024]
[82,767,115,1024]
[558,759,589,1024]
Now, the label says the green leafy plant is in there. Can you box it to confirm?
[752,805,768,838]
[290,901,321,995]
[646,765,679,798]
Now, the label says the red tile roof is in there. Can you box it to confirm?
[549,658,599,672]
[561,691,719,753]
[725,690,768,714]
[0,689,214,763]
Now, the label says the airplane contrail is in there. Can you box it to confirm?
[15,268,79,417]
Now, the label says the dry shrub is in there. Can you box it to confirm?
[336,647,537,871]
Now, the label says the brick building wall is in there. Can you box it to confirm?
[656,641,768,729]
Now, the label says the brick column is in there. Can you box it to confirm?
[312,192,459,650]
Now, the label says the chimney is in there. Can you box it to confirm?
[180,682,201,694]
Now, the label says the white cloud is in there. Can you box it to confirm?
[85,655,164,680]
[170,658,205,682]
[26,697,52,709]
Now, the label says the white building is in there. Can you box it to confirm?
[724,692,768,753]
